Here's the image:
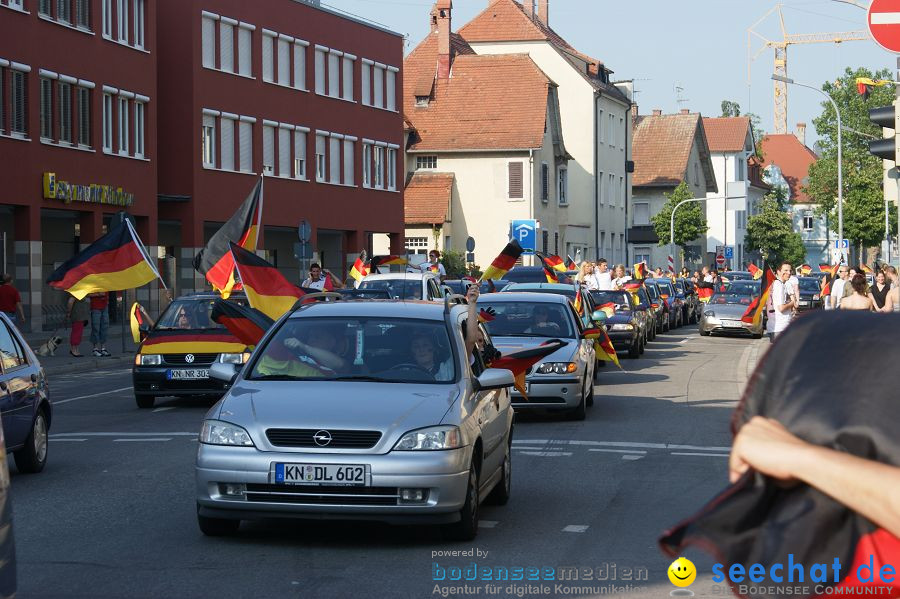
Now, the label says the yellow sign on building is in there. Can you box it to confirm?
[42,172,134,207]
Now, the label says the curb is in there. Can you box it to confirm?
[41,355,132,377]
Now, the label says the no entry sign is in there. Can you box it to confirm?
[869,0,900,53]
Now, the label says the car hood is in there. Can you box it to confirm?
[606,313,635,325]
[490,336,579,363]
[215,381,459,445]
[705,303,751,318]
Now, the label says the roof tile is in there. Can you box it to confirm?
[702,117,751,153]
[759,134,818,203]
[632,113,703,187]
[404,172,454,225]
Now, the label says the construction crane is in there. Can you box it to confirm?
[748,3,868,134]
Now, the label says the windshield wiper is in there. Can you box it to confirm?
[326,375,392,383]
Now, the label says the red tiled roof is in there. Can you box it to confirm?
[632,113,706,187]
[403,46,550,151]
[759,134,818,203]
[405,172,453,225]
[405,30,475,101]
[702,117,751,153]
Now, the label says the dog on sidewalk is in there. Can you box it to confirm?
[35,335,63,357]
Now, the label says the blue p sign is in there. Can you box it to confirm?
[511,219,537,255]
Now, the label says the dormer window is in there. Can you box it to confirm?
[415,95,430,107]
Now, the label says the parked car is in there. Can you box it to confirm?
[675,278,699,324]
[442,279,511,295]
[132,293,253,409]
[477,292,596,419]
[796,277,825,312]
[196,299,515,540]
[503,267,572,285]
[0,314,51,475]
[627,285,657,342]
[589,290,643,358]
[699,280,764,338]
[358,273,445,301]
[501,282,599,329]
[648,279,682,329]
[334,288,391,300]
[721,271,754,281]
[0,409,15,596]
[643,281,669,333]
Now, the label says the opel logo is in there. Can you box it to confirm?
[185,354,195,363]
[313,430,333,446]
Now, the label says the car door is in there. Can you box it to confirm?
[458,315,504,473]
[567,304,593,378]
[0,320,34,449]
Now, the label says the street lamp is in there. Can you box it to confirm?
[771,74,843,258]
[668,194,742,272]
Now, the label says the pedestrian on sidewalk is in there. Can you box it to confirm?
[0,274,25,325]
[65,294,90,357]
[880,266,899,313]
[830,265,849,309]
[88,291,111,356]
[869,270,891,311]
[770,262,796,341]
[840,274,875,311]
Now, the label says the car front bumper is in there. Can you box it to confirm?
[196,444,471,522]
[699,316,761,336]
[606,330,637,351]
[133,366,231,398]
[510,376,583,409]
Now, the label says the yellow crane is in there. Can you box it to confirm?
[748,3,868,134]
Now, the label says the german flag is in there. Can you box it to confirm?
[139,329,247,354]
[633,262,647,281]
[323,272,335,292]
[572,287,584,315]
[598,302,616,319]
[819,263,831,272]
[799,264,812,276]
[536,253,559,283]
[230,243,304,320]
[48,220,160,300]
[130,302,146,344]
[543,254,567,272]
[584,327,620,369]
[477,307,496,324]
[860,263,873,274]
[821,262,841,297]
[193,178,263,298]
[741,267,776,325]
[210,298,274,347]
[747,263,762,280]
[480,239,523,281]
[623,281,642,291]
[660,311,900,599]
[565,255,578,271]
[349,254,369,282]
[488,340,566,398]
[856,76,890,100]
[370,255,407,267]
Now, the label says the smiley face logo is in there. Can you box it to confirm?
[668,557,696,587]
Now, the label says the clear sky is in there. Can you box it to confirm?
[327,0,895,146]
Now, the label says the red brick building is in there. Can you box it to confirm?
[157,0,405,291]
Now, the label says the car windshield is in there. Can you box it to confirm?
[653,281,675,295]
[247,317,456,383]
[155,299,242,330]
[477,301,576,339]
[645,284,660,300]
[590,291,631,312]
[798,278,822,293]
[359,279,424,300]
[711,282,759,305]
[674,280,686,293]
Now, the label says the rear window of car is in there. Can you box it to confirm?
[477,301,576,339]
[359,279,423,300]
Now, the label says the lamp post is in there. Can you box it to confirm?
[771,74,843,258]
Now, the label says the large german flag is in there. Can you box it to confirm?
[633,262,647,281]
[230,243,304,321]
[349,253,369,283]
[584,327,621,369]
[543,254,567,272]
[210,298,274,347]
[370,255,407,268]
[747,263,762,280]
[660,312,900,599]
[741,267,776,325]
[821,262,841,297]
[481,239,523,281]
[139,329,247,354]
[48,220,159,300]
[488,340,565,398]
[193,178,263,298]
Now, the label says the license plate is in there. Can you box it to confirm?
[166,369,209,380]
[720,319,743,328]
[274,463,368,486]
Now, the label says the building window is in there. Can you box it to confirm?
[327,51,340,98]
[117,96,128,154]
[362,142,371,187]
[102,92,112,150]
[293,42,306,90]
[219,20,234,73]
[57,0,72,23]
[101,0,111,36]
[278,125,292,177]
[315,133,326,182]
[634,202,650,226]
[803,211,814,231]
[694,162,700,186]
[314,47,326,94]
[262,123,275,174]
[239,120,253,173]
[116,0,127,42]
[202,114,216,167]
[635,247,650,266]
[386,67,397,111]
[361,61,371,106]
[508,161,523,199]
[277,37,291,86]
[541,230,549,255]
[619,176,624,209]
[40,78,53,139]
[608,173,615,206]
[10,70,27,135]
[58,81,72,143]
[293,129,306,179]
[540,163,549,202]
[343,139,354,185]
[558,167,568,205]
[40,0,51,15]
[220,115,235,171]
[620,117,624,150]
[373,145,384,189]
[329,135,340,183]
[608,113,614,147]
[373,64,384,108]
[237,25,251,77]
[201,14,216,68]
[76,0,90,28]
[598,109,604,143]
[598,171,604,204]
[387,147,397,191]
[133,0,144,48]
[341,55,354,102]
[416,155,437,170]
[406,237,429,255]
[78,86,91,147]
[261,31,274,82]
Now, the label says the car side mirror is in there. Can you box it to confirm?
[475,368,515,391]
[591,310,607,323]
[209,362,239,384]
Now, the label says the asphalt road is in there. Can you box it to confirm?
[11,326,764,599]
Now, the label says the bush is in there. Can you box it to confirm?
[441,250,481,279]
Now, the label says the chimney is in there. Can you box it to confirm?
[436,0,452,79]
[652,109,662,116]
[680,108,690,115]
[523,0,533,19]
[795,122,807,147]
[537,0,548,25]
[430,4,438,33]
[631,103,638,127]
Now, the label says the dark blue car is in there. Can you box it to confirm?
[0,313,51,474]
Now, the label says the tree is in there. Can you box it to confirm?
[744,193,807,268]
[804,66,899,258]
[651,182,708,263]
[721,100,741,117]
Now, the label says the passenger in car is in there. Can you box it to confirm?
[525,305,560,334]
[284,323,349,372]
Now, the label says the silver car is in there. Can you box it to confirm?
[699,280,764,338]
[196,300,515,540]
[477,293,596,420]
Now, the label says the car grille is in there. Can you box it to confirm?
[163,353,218,365]
[245,484,400,506]
[265,429,383,449]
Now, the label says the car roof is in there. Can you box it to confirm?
[504,282,576,292]
[478,291,571,304]
[362,273,431,281]
[287,299,460,321]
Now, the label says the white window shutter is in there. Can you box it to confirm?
[314,50,326,94]
[342,57,353,101]
[263,125,275,174]
[220,117,234,171]
[386,70,396,111]
[277,39,290,86]
[293,130,306,178]
[201,17,215,68]
[262,34,274,82]
[329,137,340,183]
[238,28,252,77]
[342,140,354,185]
[239,121,252,172]
[361,63,370,106]
[278,127,290,177]
[293,44,306,90]
[219,21,234,73]
[327,53,339,98]
[373,66,384,108]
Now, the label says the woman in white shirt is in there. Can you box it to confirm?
[611,264,631,290]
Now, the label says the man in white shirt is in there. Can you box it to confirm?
[301,263,326,291]
[771,261,796,341]
[830,266,849,309]
[418,250,447,280]
[592,258,613,291]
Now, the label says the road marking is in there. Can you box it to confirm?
[562,525,589,533]
[679,338,690,344]
[113,438,172,442]
[621,455,644,461]
[513,439,729,452]
[54,386,133,405]
[668,444,731,452]
[517,451,572,457]
[51,432,197,437]
[50,438,87,442]
[588,448,647,454]
[152,407,175,413]
[511,446,546,450]
[478,521,498,529]
[670,452,730,457]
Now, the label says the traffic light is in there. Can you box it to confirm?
[868,105,896,161]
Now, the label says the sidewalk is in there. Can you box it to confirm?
[23,324,138,377]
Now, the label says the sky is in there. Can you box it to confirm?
[326,0,896,146]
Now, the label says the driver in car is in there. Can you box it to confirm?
[525,305,560,334]
[407,285,480,380]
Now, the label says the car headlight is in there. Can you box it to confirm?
[138,354,162,366]
[199,420,255,446]
[536,362,577,374]
[704,311,716,317]
[609,324,634,331]
[218,352,251,364]
[394,426,461,451]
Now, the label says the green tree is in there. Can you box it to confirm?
[744,193,807,268]
[804,66,899,257]
[651,182,708,262]
[721,100,741,117]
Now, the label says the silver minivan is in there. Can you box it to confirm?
[196,299,514,540]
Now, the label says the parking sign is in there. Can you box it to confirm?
[511,220,537,255]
